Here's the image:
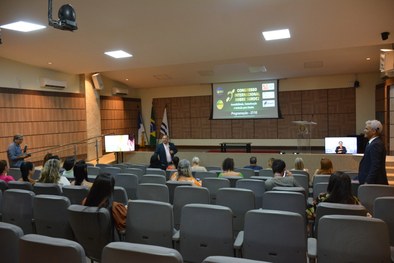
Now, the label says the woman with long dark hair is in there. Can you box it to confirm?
[325,171,358,204]
[71,160,92,188]
[19,161,36,185]
[83,173,127,231]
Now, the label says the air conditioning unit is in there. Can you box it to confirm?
[112,87,129,96]
[40,78,67,89]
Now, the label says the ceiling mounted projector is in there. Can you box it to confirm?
[48,0,77,31]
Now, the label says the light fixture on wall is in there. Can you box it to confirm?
[48,0,77,31]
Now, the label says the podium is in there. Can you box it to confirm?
[292,121,317,153]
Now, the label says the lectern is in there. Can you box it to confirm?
[292,121,317,153]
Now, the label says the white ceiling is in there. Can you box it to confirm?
[0,0,393,89]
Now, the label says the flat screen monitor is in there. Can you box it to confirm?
[325,137,357,154]
[104,135,135,152]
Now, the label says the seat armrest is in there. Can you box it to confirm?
[172,230,180,241]
[234,231,244,250]
[307,237,317,259]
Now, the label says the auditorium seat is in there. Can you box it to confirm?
[166,181,193,204]
[194,171,217,181]
[146,168,166,176]
[33,183,62,195]
[140,174,166,185]
[262,191,306,223]
[358,184,394,215]
[7,181,33,191]
[374,197,394,246]
[236,179,265,208]
[62,185,89,205]
[8,167,22,181]
[124,167,144,181]
[234,168,255,179]
[102,242,183,263]
[0,222,23,263]
[137,183,169,203]
[114,186,128,205]
[235,209,306,263]
[114,173,139,200]
[125,200,174,248]
[102,166,121,176]
[68,204,113,262]
[20,234,86,263]
[173,186,210,229]
[203,256,271,263]
[202,177,230,204]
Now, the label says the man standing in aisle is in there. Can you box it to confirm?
[358,120,388,184]
[7,134,31,168]
[155,135,177,169]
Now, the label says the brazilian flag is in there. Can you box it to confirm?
[150,105,157,146]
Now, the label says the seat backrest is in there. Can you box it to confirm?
[180,204,234,263]
[2,189,35,234]
[262,191,306,222]
[312,175,331,189]
[32,169,41,180]
[33,183,62,195]
[95,163,111,169]
[7,181,33,191]
[0,222,23,263]
[272,186,307,199]
[68,204,112,262]
[113,186,128,205]
[203,256,271,263]
[216,188,255,233]
[291,170,310,177]
[358,184,394,214]
[194,171,217,181]
[137,183,169,203]
[140,174,166,185]
[202,177,230,204]
[292,174,309,192]
[87,166,101,176]
[8,167,22,180]
[125,200,174,248]
[62,185,89,205]
[374,197,394,246]
[102,242,183,263]
[313,182,328,199]
[114,173,139,200]
[20,234,86,263]
[205,166,221,171]
[258,169,273,177]
[234,168,255,179]
[146,168,166,176]
[314,202,367,237]
[173,186,210,229]
[243,209,306,263]
[124,168,144,181]
[113,164,128,172]
[166,181,193,204]
[317,215,391,263]
[103,167,121,176]
[236,179,265,208]
[128,164,147,175]
[33,194,73,239]
[0,180,8,192]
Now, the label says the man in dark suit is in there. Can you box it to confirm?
[358,120,388,185]
[155,135,177,169]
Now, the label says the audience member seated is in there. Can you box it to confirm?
[267,157,275,169]
[306,171,360,221]
[167,156,180,170]
[42,153,59,166]
[149,153,166,170]
[169,159,202,187]
[243,156,263,171]
[218,158,243,177]
[19,161,36,185]
[292,157,308,172]
[82,173,127,232]
[38,159,70,186]
[0,159,15,183]
[71,160,93,188]
[191,156,207,172]
[265,159,299,191]
[62,156,76,179]
[312,157,334,186]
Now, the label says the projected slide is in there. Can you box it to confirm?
[104,135,135,152]
[212,80,279,119]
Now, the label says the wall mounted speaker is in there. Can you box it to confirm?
[91,73,104,90]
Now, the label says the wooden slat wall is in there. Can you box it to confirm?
[152,87,356,140]
[100,96,141,151]
[0,88,87,163]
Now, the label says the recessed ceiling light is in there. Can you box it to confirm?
[0,21,46,32]
[48,62,53,65]
[104,50,133,59]
[380,48,393,52]
[366,57,371,61]
[125,78,129,81]
[262,29,291,41]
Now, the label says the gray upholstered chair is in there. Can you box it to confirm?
[137,183,169,203]
[0,222,24,263]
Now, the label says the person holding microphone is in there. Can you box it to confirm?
[7,134,31,168]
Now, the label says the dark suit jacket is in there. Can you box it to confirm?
[155,142,178,167]
[358,137,388,184]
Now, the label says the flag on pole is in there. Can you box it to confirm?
[160,107,169,136]
[137,111,147,147]
[150,104,157,146]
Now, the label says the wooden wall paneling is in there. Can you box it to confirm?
[170,117,191,139]
[328,113,356,136]
[211,120,232,139]
[253,119,278,139]
[232,119,254,139]
[302,89,328,114]
[278,91,302,115]
[328,87,355,114]
[190,96,211,118]
[278,114,302,139]
[302,114,328,139]
[190,117,211,139]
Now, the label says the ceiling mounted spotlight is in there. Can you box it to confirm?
[48,0,77,31]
